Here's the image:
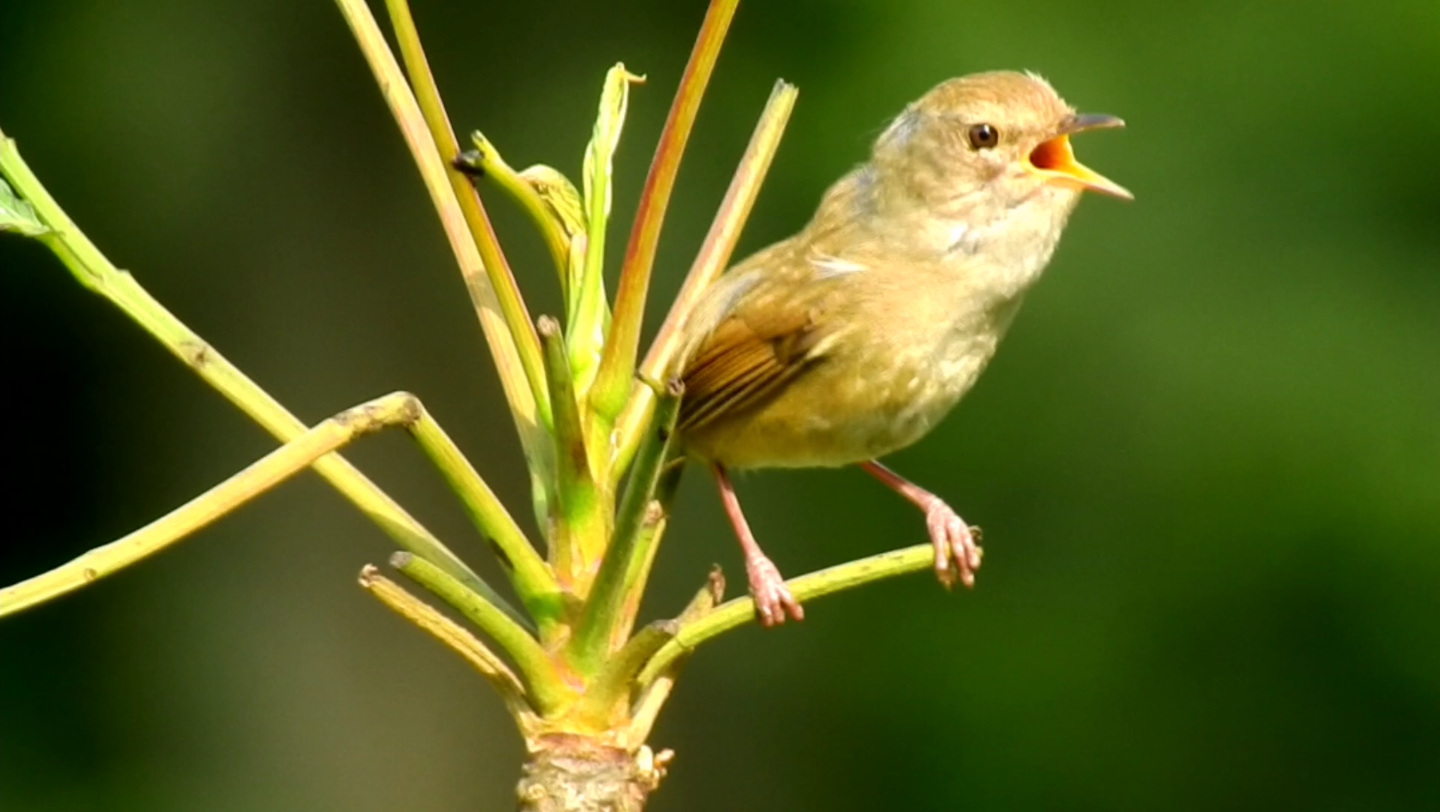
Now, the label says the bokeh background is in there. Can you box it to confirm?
[3,1,1437,809]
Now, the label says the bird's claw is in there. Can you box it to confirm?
[745,554,804,626]
[925,500,983,590]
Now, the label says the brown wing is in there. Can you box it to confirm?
[679,303,828,433]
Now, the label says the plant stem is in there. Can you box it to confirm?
[538,316,608,590]
[625,570,724,742]
[392,552,571,715]
[517,737,665,812]
[360,565,535,726]
[587,0,740,425]
[0,134,518,623]
[569,382,682,670]
[572,620,677,728]
[0,393,414,614]
[405,402,562,626]
[455,137,571,282]
[635,543,937,686]
[611,79,797,478]
[336,0,554,486]
[1,393,557,621]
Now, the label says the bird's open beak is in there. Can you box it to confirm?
[1027,113,1132,200]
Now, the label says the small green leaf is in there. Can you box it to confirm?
[519,164,586,241]
[569,64,644,397]
[0,177,48,236]
[518,165,589,303]
[581,64,644,228]
[462,132,578,292]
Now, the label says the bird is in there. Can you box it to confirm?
[673,71,1131,626]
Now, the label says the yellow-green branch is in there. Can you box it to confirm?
[612,79,798,478]
[392,552,571,715]
[0,132,517,623]
[360,564,535,726]
[636,544,938,686]
[587,0,740,424]
[337,0,554,475]
[454,137,571,283]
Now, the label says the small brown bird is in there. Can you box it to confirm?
[675,71,1131,625]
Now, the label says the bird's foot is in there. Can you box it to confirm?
[745,554,804,626]
[925,500,983,590]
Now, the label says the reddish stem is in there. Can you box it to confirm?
[588,0,741,422]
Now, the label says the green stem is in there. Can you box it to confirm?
[611,78,798,479]
[0,133,519,624]
[571,620,677,728]
[675,566,726,625]
[380,0,552,427]
[537,316,608,590]
[454,138,570,283]
[636,544,938,686]
[335,0,554,528]
[359,564,535,725]
[0,392,503,617]
[587,0,740,424]
[406,402,563,627]
[391,552,570,715]
[569,381,682,671]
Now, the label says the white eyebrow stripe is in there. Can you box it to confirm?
[809,255,868,277]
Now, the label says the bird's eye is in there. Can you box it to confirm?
[967,123,1000,149]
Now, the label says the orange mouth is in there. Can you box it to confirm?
[1026,114,1132,200]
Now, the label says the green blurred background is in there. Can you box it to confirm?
[2,0,1437,809]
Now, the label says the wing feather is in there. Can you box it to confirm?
[679,304,827,432]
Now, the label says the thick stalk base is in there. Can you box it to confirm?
[517,734,669,812]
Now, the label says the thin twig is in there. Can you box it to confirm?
[406,403,562,625]
[636,544,938,686]
[381,0,551,426]
[587,0,741,423]
[336,0,553,474]
[1,393,418,614]
[392,552,571,715]
[0,391,557,625]
[625,567,725,741]
[0,131,518,622]
[454,137,571,282]
[611,79,798,477]
[360,565,535,725]
[537,316,607,587]
[569,381,682,670]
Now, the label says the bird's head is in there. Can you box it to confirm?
[873,71,1132,215]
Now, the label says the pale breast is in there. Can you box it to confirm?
[683,223,1041,470]
[690,291,1017,470]
[835,312,1007,456]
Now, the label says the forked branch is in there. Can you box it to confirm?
[0,134,516,622]
[0,390,560,632]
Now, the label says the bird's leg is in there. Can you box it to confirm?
[712,464,805,626]
[860,460,983,589]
